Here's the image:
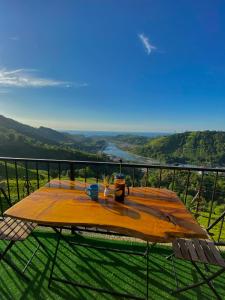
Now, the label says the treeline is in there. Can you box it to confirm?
[133,131,225,166]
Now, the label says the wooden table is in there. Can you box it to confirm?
[4,180,207,299]
[5,179,207,242]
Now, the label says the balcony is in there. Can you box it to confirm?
[0,156,225,299]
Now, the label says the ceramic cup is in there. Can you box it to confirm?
[86,184,99,200]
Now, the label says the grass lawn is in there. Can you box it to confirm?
[0,230,225,300]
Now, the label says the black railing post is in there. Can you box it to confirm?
[184,170,191,204]
[159,168,162,188]
[172,169,176,191]
[195,171,204,216]
[146,168,149,187]
[70,163,75,181]
[207,171,218,227]
[36,161,40,189]
[58,162,61,180]
[4,161,11,202]
[47,162,50,182]
[119,159,122,173]
[14,161,20,201]
[25,161,30,195]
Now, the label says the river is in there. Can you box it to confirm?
[103,142,159,164]
[103,142,203,168]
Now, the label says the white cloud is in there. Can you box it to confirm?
[0,68,87,88]
[138,33,156,55]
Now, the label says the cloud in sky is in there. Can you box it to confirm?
[0,68,87,88]
[138,33,156,55]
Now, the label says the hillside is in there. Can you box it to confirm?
[0,115,105,160]
[134,131,225,166]
[0,115,73,144]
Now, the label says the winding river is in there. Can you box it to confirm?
[103,142,159,164]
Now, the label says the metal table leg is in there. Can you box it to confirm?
[48,227,154,300]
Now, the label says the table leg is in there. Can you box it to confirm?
[146,241,149,300]
[48,228,151,300]
[48,227,62,288]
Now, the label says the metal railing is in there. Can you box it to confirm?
[0,156,225,242]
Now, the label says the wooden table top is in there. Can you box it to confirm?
[4,180,207,242]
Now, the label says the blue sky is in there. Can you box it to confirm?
[0,0,225,132]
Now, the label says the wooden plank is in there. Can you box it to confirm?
[172,239,183,259]
[186,239,199,262]
[199,239,218,265]
[4,180,208,243]
[206,241,225,267]
[192,239,208,264]
[177,239,191,260]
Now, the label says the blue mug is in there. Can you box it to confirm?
[86,184,99,200]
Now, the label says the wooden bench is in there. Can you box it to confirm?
[0,188,47,281]
[173,238,225,268]
[0,217,37,241]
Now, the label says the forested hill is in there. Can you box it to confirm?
[0,115,105,160]
[134,131,225,166]
[0,115,74,144]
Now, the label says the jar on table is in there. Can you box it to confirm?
[114,173,129,202]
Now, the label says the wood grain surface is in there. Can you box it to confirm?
[4,180,207,242]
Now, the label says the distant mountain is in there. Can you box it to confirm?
[0,115,105,160]
[0,115,73,144]
[64,130,171,138]
[134,131,225,166]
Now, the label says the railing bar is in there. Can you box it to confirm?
[47,162,50,182]
[14,161,20,201]
[172,169,176,191]
[195,171,204,216]
[1,156,224,172]
[84,166,87,183]
[132,168,135,187]
[184,170,191,204]
[119,159,122,173]
[4,161,11,201]
[25,161,30,195]
[159,168,162,188]
[146,168,149,187]
[36,161,40,189]
[207,171,218,227]
[58,162,61,180]
[96,166,99,183]
[70,163,75,181]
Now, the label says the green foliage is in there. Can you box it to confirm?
[134,131,225,166]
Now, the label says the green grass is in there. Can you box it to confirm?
[0,230,225,300]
